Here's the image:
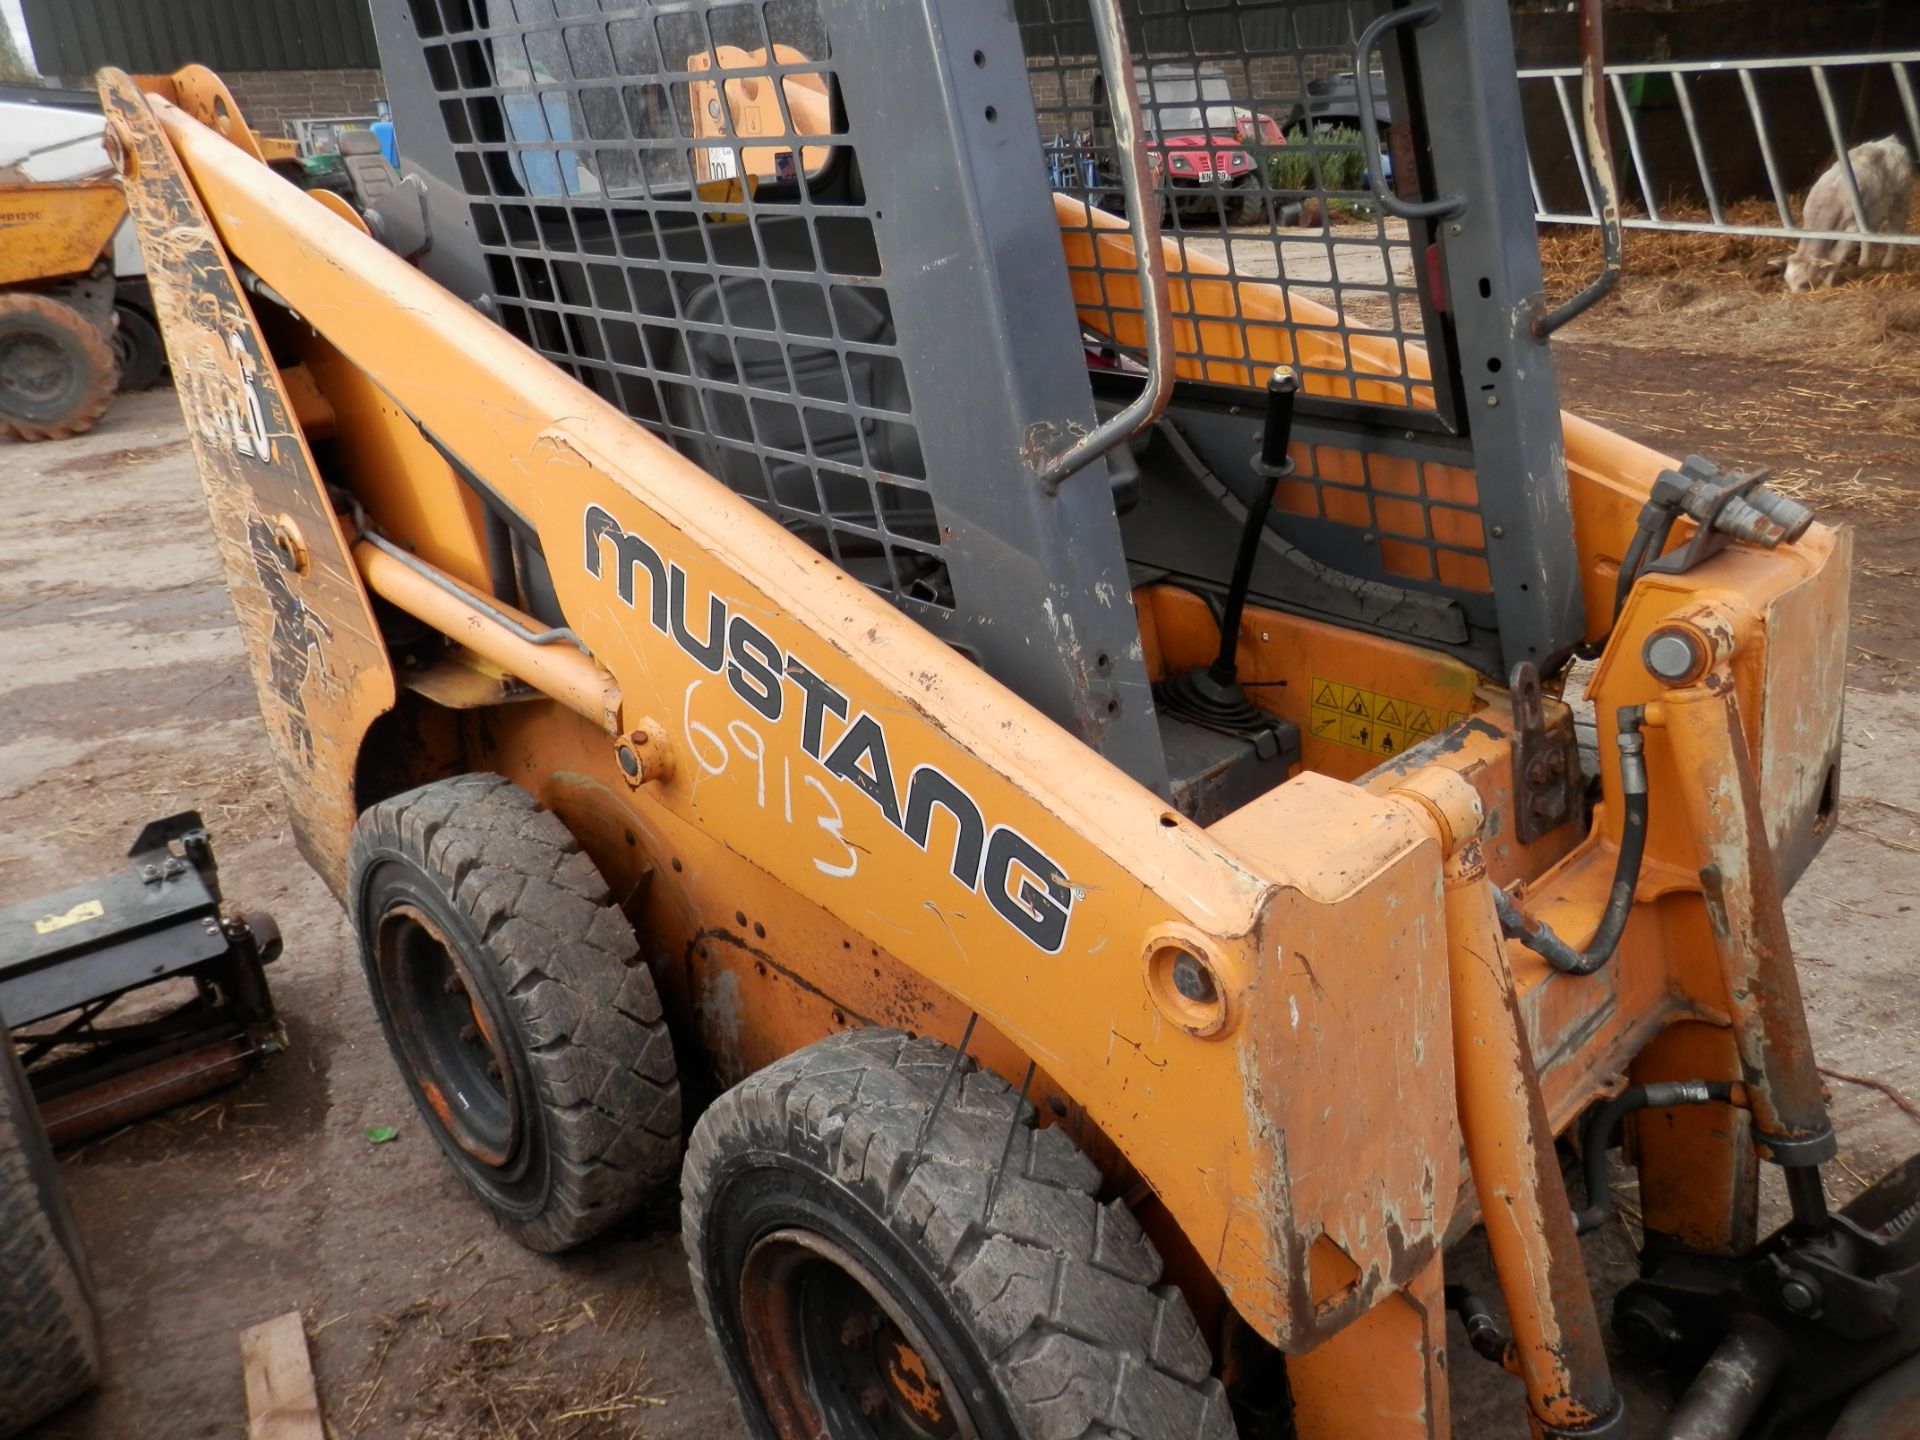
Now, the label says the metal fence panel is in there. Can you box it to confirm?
[1521,51,1920,253]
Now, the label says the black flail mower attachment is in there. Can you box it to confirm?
[0,813,283,1146]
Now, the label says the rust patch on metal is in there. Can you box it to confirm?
[419,1076,456,1130]
[1663,688,1831,1148]
[885,1340,946,1427]
[39,1037,255,1148]
[1018,417,1088,474]
[1508,662,1581,844]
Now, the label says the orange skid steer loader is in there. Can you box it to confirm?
[92,0,1918,1434]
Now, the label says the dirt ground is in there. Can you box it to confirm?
[3,246,1919,1439]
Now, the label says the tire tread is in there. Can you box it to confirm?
[0,1054,99,1438]
[349,774,682,1252]
[0,292,117,443]
[684,1030,1233,1439]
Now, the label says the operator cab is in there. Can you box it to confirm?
[379,0,1577,830]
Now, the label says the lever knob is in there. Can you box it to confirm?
[1259,366,1299,475]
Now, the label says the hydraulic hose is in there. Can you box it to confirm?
[1573,1080,1738,1234]
[1495,706,1650,976]
[1444,1285,1515,1368]
[1611,507,1680,623]
[1208,368,1298,687]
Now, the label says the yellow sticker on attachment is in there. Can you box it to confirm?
[34,899,104,935]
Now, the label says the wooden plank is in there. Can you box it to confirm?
[239,1311,325,1440]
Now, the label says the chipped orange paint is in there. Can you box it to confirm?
[161,65,268,164]
[885,1338,947,1427]
[102,74,395,897]
[419,1076,455,1131]
[109,69,1459,1356]
[1437,817,1616,1429]
[1290,1255,1449,1436]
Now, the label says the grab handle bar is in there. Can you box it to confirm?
[1353,3,1466,223]
[1031,0,1174,491]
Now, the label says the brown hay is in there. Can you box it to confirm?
[331,1279,680,1440]
[1852,292,1920,345]
[1538,192,1920,303]
[1534,189,1920,411]
[1883,395,1920,437]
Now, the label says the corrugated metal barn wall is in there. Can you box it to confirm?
[28,0,1366,79]
[22,0,377,76]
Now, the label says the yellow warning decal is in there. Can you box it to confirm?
[1309,678,1467,760]
[34,899,104,935]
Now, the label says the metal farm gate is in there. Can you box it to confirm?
[1521,49,1920,259]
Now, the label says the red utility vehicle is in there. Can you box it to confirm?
[1092,63,1271,224]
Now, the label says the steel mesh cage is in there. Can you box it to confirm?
[408,0,957,614]
[1024,0,1429,402]
[1023,0,1501,598]
[385,0,1581,681]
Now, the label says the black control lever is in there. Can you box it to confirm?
[1213,366,1296,684]
[1157,367,1297,734]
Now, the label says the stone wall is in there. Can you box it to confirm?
[220,68,386,137]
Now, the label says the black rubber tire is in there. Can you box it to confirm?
[347,773,682,1252]
[684,1028,1236,1439]
[1228,177,1267,228]
[0,1036,100,1438]
[110,304,165,393]
[0,292,118,442]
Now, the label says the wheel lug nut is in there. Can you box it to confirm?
[485,1058,502,1079]
[442,973,465,995]
[858,1386,890,1418]
[461,1022,480,1044]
